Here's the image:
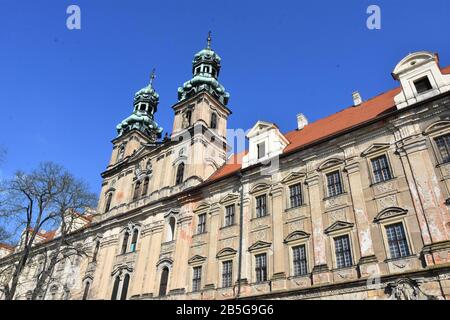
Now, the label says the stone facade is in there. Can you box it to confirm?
[1,48,450,300]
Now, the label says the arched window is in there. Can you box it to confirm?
[120,274,130,300]
[159,267,169,296]
[133,180,141,200]
[142,177,150,196]
[104,193,113,213]
[117,145,125,162]
[93,241,100,262]
[166,217,176,242]
[111,276,120,300]
[121,232,129,254]
[175,163,185,185]
[82,281,90,300]
[210,113,217,129]
[186,110,192,126]
[130,229,138,252]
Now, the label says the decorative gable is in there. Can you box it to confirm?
[374,207,408,222]
[216,247,237,258]
[361,143,390,157]
[219,193,239,204]
[392,51,450,109]
[248,240,271,252]
[242,121,289,169]
[318,157,344,171]
[281,171,306,184]
[188,255,207,265]
[284,231,310,243]
[423,120,450,135]
[324,221,354,234]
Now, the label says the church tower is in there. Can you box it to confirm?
[170,32,231,183]
[109,70,164,167]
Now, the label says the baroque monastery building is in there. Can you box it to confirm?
[1,38,450,300]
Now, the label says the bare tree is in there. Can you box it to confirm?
[0,162,97,300]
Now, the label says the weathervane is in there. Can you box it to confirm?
[207,31,212,49]
[150,68,156,86]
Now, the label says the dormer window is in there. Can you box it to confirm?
[414,77,432,94]
[257,142,266,159]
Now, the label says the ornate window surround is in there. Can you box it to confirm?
[280,171,307,211]
[249,182,271,219]
[423,120,450,166]
[283,231,311,278]
[317,157,346,199]
[361,143,396,186]
[373,207,415,261]
[219,193,239,228]
[324,222,356,270]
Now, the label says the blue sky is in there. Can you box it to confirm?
[0,0,449,195]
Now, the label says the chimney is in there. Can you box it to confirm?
[352,91,363,106]
[296,113,308,130]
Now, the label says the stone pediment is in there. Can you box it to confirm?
[248,240,271,252]
[194,202,211,213]
[188,255,207,265]
[284,230,310,243]
[220,193,239,204]
[361,143,390,157]
[216,247,237,258]
[324,221,354,234]
[374,207,408,222]
[281,171,306,184]
[250,182,271,194]
[423,120,450,135]
[318,157,344,171]
[164,208,180,218]
[246,121,279,138]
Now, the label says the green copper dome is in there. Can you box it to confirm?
[178,32,230,106]
[116,70,163,141]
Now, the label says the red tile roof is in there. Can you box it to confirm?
[208,65,450,182]
[0,243,14,251]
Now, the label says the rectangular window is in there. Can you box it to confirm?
[371,155,393,183]
[255,195,267,218]
[255,253,267,283]
[197,214,206,234]
[326,171,343,197]
[334,235,352,269]
[435,134,450,163]
[224,205,235,227]
[385,223,410,259]
[192,266,202,292]
[222,260,233,288]
[289,183,303,208]
[257,142,266,159]
[292,245,308,276]
[414,77,433,94]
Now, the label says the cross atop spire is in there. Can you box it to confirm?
[150,68,156,86]
[206,31,212,49]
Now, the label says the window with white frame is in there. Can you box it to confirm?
[289,183,303,208]
[434,134,450,163]
[224,204,235,227]
[192,266,202,292]
[385,223,410,259]
[197,214,206,234]
[326,171,343,197]
[255,253,267,283]
[222,260,233,288]
[255,195,267,218]
[371,155,393,183]
[334,235,352,269]
[257,142,266,159]
[292,245,308,276]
